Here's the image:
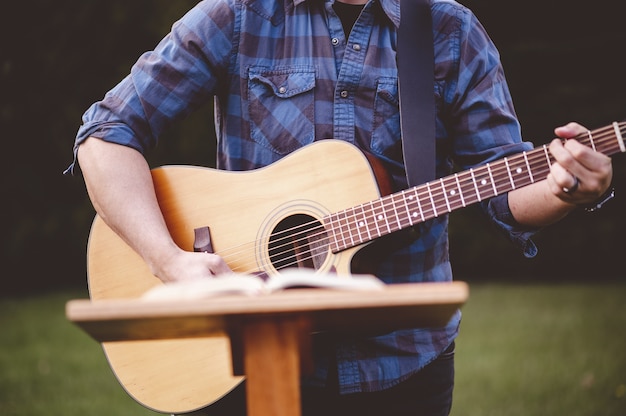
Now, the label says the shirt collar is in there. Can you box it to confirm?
[292,0,400,28]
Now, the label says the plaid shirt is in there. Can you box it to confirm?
[72,0,538,394]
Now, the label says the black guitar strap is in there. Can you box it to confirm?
[398,0,435,187]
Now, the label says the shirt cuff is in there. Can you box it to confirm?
[483,194,539,258]
[64,120,146,176]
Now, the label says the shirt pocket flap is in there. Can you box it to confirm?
[249,69,316,98]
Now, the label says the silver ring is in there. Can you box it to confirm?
[563,176,579,194]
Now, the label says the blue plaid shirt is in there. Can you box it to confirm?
[72,0,538,393]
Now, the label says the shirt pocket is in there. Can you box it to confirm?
[371,77,402,162]
[248,66,316,155]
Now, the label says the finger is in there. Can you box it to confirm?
[562,176,579,194]
[204,253,233,275]
[552,123,599,173]
[562,139,612,173]
[549,138,578,173]
[554,122,587,139]
[549,138,607,188]
[548,162,578,194]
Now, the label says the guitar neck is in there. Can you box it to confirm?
[325,121,626,253]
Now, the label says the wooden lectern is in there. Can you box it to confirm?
[66,281,468,416]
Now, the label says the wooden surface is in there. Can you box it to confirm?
[66,282,468,343]
[241,316,311,416]
[66,282,468,415]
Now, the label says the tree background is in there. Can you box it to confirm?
[2,0,624,295]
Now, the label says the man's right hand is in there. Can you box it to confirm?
[78,137,232,285]
[154,248,233,283]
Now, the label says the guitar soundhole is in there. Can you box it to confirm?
[268,214,328,272]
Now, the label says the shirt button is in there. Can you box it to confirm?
[331,38,339,46]
[340,90,349,98]
[353,44,361,51]
[278,86,287,94]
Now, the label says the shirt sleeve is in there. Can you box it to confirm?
[441,5,540,257]
[481,195,539,258]
[66,0,236,174]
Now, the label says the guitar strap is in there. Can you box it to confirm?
[398,0,435,187]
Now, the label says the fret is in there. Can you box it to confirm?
[349,206,366,246]
[372,198,391,236]
[486,163,498,195]
[469,168,481,201]
[364,205,376,242]
[440,176,462,212]
[506,154,532,189]
[454,173,466,207]
[503,157,515,189]
[614,121,626,152]
[405,190,425,223]
[400,189,416,227]
[493,159,517,194]
[354,204,371,243]
[522,151,534,183]
[327,212,348,253]
[389,194,403,231]
[324,215,340,252]
[587,129,596,152]
[477,176,493,198]
[337,211,353,247]
[347,207,361,245]
[472,167,498,200]
[367,200,381,238]
[330,213,342,251]
[392,192,412,230]
[414,185,432,221]
[425,182,438,217]
[412,191,426,222]
[337,210,353,249]
[594,123,622,155]
[455,171,477,206]
[439,178,451,213]
[542,145,552,167]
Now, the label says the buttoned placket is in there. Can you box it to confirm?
[326,1,376,391]
[327,1,373,144]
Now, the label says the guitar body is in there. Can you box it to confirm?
[85,120,626,413]
[86,140,382,413]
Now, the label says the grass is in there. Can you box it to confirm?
[452,283,626,416]
[0,289,159,416]
[1,283,625,415]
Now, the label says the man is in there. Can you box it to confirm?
[67,0,613,414]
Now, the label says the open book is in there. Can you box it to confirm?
[142,269,384,301]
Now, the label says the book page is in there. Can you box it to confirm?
[141,274,266,300]
[141,269,384,301]
[264,269,384,292]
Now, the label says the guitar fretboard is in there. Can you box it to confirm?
[325,122,625,253]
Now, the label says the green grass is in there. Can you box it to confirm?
[452,283,626,416]
[0,290,159,416]
[1,283,625,415]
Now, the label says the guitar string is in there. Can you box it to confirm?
[325,124,624,231]
[228,153,558,274]
[226,131,621,274]
[247,125,622,259]
[224,126,622,274]
[219,126,622,274]
[216,125,623,274]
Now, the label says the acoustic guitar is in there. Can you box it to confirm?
[86,122,625,413]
